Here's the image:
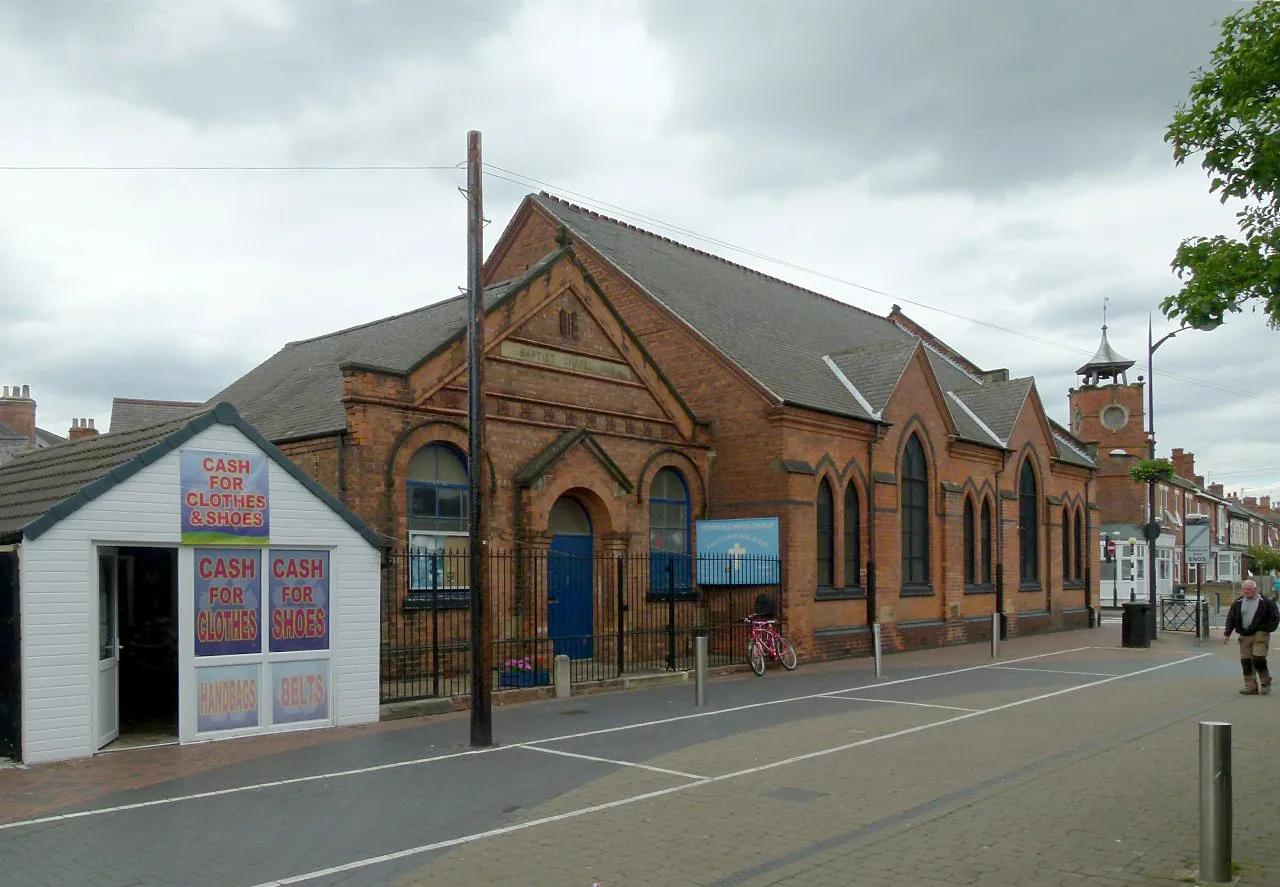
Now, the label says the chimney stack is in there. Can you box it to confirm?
[1210,483,1225,498]
[1244,496,1258,509]
[1170,447,1196,480]
[1262,496,1272,512]
[68,417,100,441]
[0,383,37,447]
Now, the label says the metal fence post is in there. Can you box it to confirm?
[872,622,882,678]
[695,635,709,706]
[666,559,677,671]
[616,557,625,676]
[1199,721,1232,883]
[991,611,1000,659]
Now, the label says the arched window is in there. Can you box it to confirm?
[901,435,930,587]
[407,444,468,597]
[843,482,861,588]
[649,467,692,595]
[981,498,994,585]
[1062,506,1072,581]
[816,479,835,587]
[1019,459,1039,586]
[1074,508,1084,581]
[963,497,977,586]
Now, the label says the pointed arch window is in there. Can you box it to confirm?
[1062,506,1072,581]
[843,482,861,589]
[901,435,930,588]
[816,479,835,587]
[981,498,994,585]
[406,443,469,606]
[1074,508,1084,582]
[1019,459,1040,587]
[963,497,977,587]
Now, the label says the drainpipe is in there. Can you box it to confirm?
[336,432,346,503]
[994,449,1009,639]
[865,430,878,628]
[1085,474,1095,626]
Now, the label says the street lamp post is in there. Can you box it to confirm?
[1145,314,1222,641]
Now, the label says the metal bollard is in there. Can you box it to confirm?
[991,611,1000,658]
[872,623,883,679]
[694,635,709,707]
[1199,721,1232,883]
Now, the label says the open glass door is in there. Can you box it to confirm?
[96,547,120,749]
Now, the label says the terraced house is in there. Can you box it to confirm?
[211,192,1099,695]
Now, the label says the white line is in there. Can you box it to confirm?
[243,653,1210,887]
[989,666,1119,678]
[521,746,706,781]
[819,695,981,713]
[521,646,1095,747]
[0,644,1092,833]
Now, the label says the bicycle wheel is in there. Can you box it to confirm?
[777,636,798,670]
[748,640,766,676]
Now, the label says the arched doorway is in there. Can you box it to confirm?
[548,496,593,659]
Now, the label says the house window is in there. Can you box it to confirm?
[843,482,861,588]
[1062,507,1071,581]
[649,467,691,595]
[981,499,993,584]
[1019,459,1039,587]
[407,444,469,605]
[816,479,835,587]
[963,498,977,586]
[558,308,580,340]
[901,435,930,587]
[1073,509,1084,581]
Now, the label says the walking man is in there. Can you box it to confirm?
[1223,579,1280,695]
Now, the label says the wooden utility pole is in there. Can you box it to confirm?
[466,130,493,747]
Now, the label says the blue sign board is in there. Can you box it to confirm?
[695,517,780,585]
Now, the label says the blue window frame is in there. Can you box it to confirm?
[649,467,693,598]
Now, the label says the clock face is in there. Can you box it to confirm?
[1100,403,1128,432]
[1071,407,1082,434]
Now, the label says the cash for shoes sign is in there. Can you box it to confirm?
[180,450,270,545]
[269,551,329,652]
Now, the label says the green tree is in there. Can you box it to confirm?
[1163,3,1280,329]
[1247,544,1280,575]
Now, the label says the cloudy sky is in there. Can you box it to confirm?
[2,0,1276,497]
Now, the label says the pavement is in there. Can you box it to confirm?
[1,623,1276,887]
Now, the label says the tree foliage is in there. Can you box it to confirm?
[1128,457,1175,485]
[1163,3,1280,329]
[1246,544,1280,575]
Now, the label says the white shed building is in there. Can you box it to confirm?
[0,403,381,764]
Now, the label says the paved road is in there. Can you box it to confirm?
[1,626,1274,886]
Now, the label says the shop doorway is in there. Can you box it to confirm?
[97,546,178,751]
[0,548,19,760]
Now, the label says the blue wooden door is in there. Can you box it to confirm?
[549,534,594,659]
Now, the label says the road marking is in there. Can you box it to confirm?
[521,745,706,781]
[0,644,1102,833]
[989,666,1119,678]
[243,653,1211,887]
[818,695,981,712]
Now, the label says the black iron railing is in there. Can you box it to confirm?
[380,549,780,703]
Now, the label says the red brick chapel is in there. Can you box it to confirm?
[212,192,1100,661]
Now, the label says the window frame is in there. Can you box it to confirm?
[842,481,862,590]
[1018,458,1041,590]
[900,435,932,594]
[648,467,694,598]
[405,444,471,609]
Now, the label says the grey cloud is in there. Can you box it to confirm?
[644,0,1249,196]
[1,0,516,124]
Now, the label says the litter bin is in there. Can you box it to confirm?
[1122,602,1151,648]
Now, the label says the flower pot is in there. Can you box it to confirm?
[498,670,551,688]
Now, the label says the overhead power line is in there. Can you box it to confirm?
[0,163,465,171]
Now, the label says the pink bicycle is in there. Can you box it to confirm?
[743,616,798,676]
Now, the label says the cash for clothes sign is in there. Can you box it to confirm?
[695,517,781,585]
[194,549,261,656]
[272,659,329,725]
[180,450,270,545]
[197,664,260,732]
[269,551,330,652]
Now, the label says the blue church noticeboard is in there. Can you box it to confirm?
[695,517,780,585]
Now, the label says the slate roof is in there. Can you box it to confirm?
[109,397,203,433]
[1077,325,1135,377]
[34,427,65,447]
[951,378,1035,446]
[0,421,22,442]
[208,258,554,441]
[0,402,379,546]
